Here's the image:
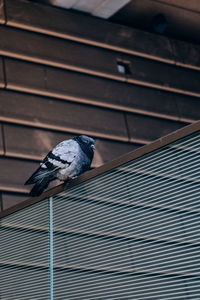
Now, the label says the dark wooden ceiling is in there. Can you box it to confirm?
[36,0,200,43]
[111,0,200,44]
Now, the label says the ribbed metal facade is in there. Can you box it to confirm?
[0,130,200,299]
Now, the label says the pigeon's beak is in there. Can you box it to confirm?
[91,144,95,150]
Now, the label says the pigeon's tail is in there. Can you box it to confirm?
[25,167,58,197]
[25,167,50,185]
[29,177,50,197]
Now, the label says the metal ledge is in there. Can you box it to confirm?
[0,120,200,219]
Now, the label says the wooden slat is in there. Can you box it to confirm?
[5,0,200,71]
[126,113,187,142]
[2,89,188,144]
[4,124,73,161]
[0,90,188,144]
[5,0,174,63]
[1,26,200,98]
[0,0,5,24]
[2,192,28,210]
[4,124,141,166]
[5,57,127,104]
[0,57,5,87]
[0,25,124,81]
[0,123,4,155]
[94,138,141,166]
[171,39,200,70]
[4,58,199,122]
[0,157,38,193]
[0,90,128,141]
[125,54,200,96]
[7,0,200,69]
[175,94,200,121]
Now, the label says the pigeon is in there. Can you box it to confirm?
[151,14,168,34]
[25,135,95,197]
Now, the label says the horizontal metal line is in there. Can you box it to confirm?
[169,144,200,153]
[61,192,200,214]
[119,166,200,183]
[0,260,48,270]
[54,227,200,246]
[123,147,199,171]
[119,158,200,183]
[1,222,48,232]
[58,190,200,216]
[68,169,199,203]
[3,222,198,246]
[56,212,200,246]
[53,263,200,277]
[43,275,200,293]
[1,259,198,277]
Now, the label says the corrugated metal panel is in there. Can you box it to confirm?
[0,130,200,299]
[0,200,49,299]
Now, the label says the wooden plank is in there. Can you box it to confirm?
[0,123,4,155]
[1,26,200,97]
[125,53,200,96]
[0,57,5,87]
[0,157,38,193]
[5,57,127,102]
[0,25,124,81]
[5,58,199,122]
[4,124,73,161]
[2,192,28,210]
[5,0,174,63]
[5,0,200,70]
[171,39,200,70]
[126,113,187,142]
[0,89,188,144]
[0,0,5,24]
[0,90,128,141]
[157,0,200,12]
[175,94,200,121]
[4,123,142,166]
[94,138,141,167]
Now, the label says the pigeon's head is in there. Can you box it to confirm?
[75,135,95,161]
[78,135,95,150]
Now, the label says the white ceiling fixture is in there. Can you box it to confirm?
[49,0,131,19]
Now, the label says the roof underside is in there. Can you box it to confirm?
[38,0,200,43]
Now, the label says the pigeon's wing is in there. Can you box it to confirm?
[25,139,79,185]
[47,139,79,168]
